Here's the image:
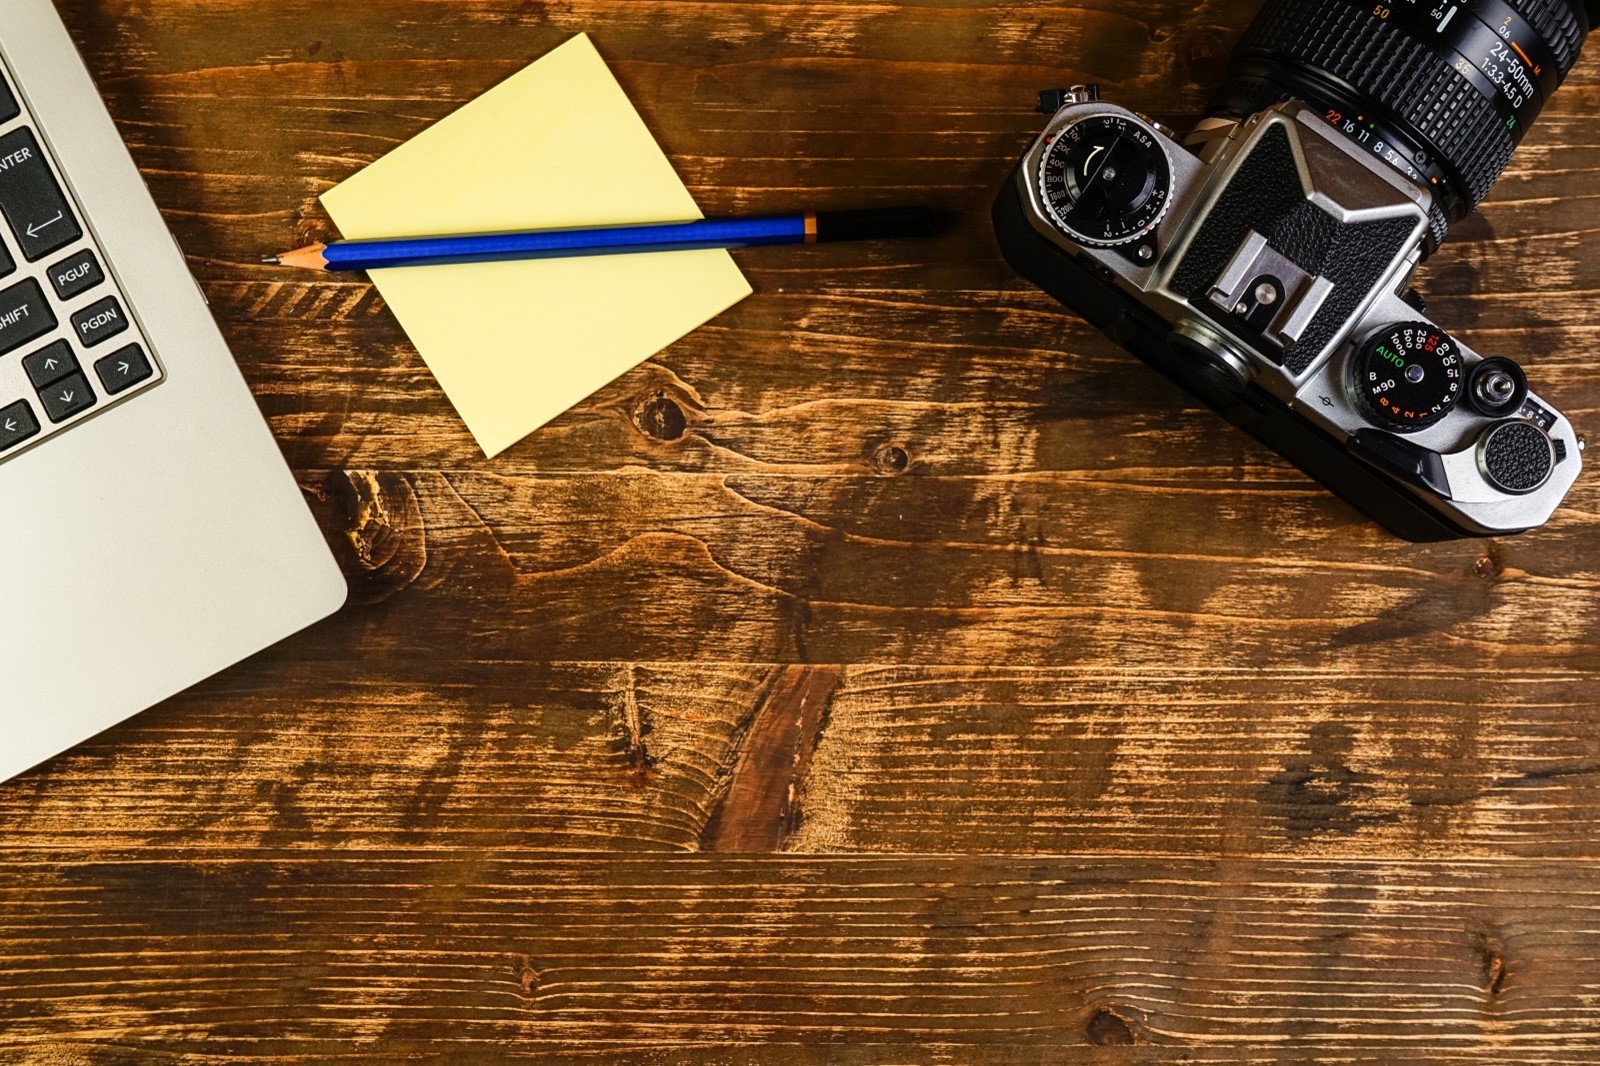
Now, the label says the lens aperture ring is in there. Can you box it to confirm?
[1231,0,1516,207]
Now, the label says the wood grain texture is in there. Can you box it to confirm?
[6,852,1600,1061]
[5,661,1600,860]
[2,0,1598,1058]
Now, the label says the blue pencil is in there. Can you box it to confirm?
[264,207,938,272]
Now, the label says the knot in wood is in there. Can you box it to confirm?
[636,393,687,442]
[872,443,911,476]
[1085,1006,1139,1045]
[1473,548,1505,580]
[1183,29,1228,86]
[292,213,339,250]
[322,469,426,604]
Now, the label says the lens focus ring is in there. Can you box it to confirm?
[1228,0,1515,209]
[1503,0,1585,72]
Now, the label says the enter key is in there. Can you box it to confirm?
[0,127,82,261]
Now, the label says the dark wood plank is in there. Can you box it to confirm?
[4,852,1600,1062]
[4,661,1599,859]
[286,467,1600,670]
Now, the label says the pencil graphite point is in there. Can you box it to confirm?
[268,243,331,272]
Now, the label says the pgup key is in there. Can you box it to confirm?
[0,127,82,260]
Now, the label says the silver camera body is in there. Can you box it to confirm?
[994,94,1582,539]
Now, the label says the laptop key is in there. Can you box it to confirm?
[0,399,39,451]
[38,372,95,423]
[23,340,78,389]
[71,295,128,347]
[0,127,83,261]
[0,278,56,356]
[0,66,159,472]
[48,248,103,300]
[95,343,153,394]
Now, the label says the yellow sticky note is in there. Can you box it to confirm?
[320,34,752,457]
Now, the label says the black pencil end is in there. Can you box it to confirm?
[814,205,945,243]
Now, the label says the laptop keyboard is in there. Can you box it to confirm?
[0,63,161,464]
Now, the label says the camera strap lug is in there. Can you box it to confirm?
[1036,85,1100,113]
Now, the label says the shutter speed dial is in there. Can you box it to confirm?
[1351,322,1464,432]
[1038,113,1172,247]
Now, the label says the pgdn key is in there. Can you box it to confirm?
[72,295,128,347]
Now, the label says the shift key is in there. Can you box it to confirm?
[0,128,82,260]
[0,278,56,356]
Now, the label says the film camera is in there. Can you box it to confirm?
[993,0,1596,539]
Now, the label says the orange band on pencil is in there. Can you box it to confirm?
[804,212,818,244]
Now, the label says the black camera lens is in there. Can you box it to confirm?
[1210,0,1592,249]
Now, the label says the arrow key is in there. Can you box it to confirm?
[0,399,40,453]
[22,340,78,389]
[94,343,153,395]
[38,371,95,423]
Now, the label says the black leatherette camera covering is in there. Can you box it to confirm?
[1169,126,1416,375]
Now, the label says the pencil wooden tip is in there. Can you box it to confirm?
[269,242,331,271]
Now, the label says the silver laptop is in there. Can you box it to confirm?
[0,2,347,781]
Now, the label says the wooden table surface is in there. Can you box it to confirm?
[4,0,1599,1060]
